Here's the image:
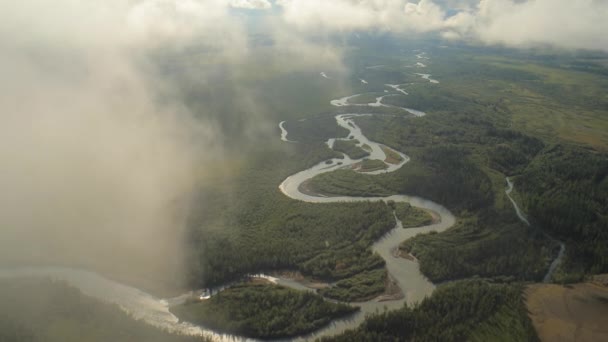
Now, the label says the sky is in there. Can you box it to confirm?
[0,0,606,292]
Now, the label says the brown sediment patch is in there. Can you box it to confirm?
[423,208,441,224]
[393,246,417,262]
[396,249,417,262]
[376,274,404,302]
[298,179,331,198]
[525,280,608,342]
[380,145,404,165]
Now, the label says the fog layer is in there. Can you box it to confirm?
[0,1,235,292]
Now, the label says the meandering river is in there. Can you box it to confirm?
[0,99,453,342]
[1,53,460,341]
[279,107,456,340]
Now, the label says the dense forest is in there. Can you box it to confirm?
[170,283,357,339]
[517,145,608,281]
[179,40,608,339]
[185,133,397,299]
[0,278,204,342]
[401,212,556,282]
[185,60,593,298]
[303,109,556,283]
[321,280,539,342]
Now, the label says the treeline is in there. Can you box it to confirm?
[321,280,539,342]
[401,211,555,282]
[171,283,357,339]
[516,144,608,280]
[0,278,204,342]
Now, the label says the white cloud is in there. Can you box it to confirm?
[230,0,272,9]
[276,0,454,32]
[0,0,356,287]
[471,0,608,51]
[0,0,243,287]
[278,0,378,31]
[275,0,608,51]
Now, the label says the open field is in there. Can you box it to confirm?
[526,276,608,342]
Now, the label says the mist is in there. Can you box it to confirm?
[0,0,351,294]
[0,0,243,293]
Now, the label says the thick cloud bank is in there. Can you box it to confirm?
[277,0,608,51]
[472,0,608,50]
[0,1,235,290]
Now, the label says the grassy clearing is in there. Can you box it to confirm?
[434,52,608,151]
[525,282,608,342]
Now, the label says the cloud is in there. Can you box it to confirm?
[276,0,445,32]
[0,0,354,291]
[230,0,273,9]
[471,0,608,51]
[0,0,241,291]
[275,0,608,51]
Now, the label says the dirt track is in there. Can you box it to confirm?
[526,279,608,342]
